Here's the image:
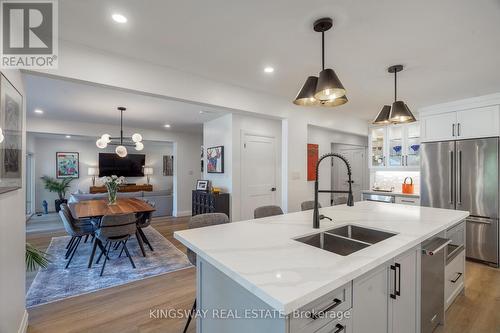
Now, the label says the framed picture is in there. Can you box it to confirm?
[56,152,79,178]
[307,143,319,181]
[207,146,224,173]
[0,73,23,194]
[196,179,209,191]
[163,155,174,176]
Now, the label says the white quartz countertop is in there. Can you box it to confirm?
[174,201,468,314]
[362,189,420,198]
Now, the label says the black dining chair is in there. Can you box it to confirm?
[134,200,156,257]
[59,205,96,269]
[89,213,138,276]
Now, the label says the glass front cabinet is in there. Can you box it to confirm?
[369,122,420,169]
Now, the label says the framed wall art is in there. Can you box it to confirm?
[163,155,174,176]
[56,152,79,178]
[0,73,23,194]
[207,145,224,173]
[307,143,319,181]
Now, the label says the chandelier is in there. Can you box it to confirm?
[96,107,144,157]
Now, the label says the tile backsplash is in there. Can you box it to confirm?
[370,171,420,194]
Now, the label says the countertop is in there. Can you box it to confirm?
[362,189,420,198]
[174,201,468,314]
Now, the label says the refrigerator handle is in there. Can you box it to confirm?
[449,150,454,204]
[457,150,462,205]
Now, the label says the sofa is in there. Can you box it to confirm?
[68,190,173,217]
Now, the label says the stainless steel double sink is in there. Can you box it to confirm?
[295,225,397,256]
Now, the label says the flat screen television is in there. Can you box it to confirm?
[99,153,145,177]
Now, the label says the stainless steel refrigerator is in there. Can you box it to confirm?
[421,138,499,267]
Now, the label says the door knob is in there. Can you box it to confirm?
[271,187,276,191]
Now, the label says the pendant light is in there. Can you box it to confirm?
[373,65,416,124]
[96,107,145,157]
[293,17,347,107]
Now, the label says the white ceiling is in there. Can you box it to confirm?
[24,74,227,132]
[57,0,500,120]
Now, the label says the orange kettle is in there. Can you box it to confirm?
[402,177,414,194]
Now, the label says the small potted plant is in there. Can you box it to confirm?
[101,175,125,205]
[41,176,73,212]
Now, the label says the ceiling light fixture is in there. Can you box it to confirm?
[96,107,144,157]
[264,66,274,73]
[294,17,347,107]
[34,109,44,114]
[65,135,71,139]
[372,65,416,124]
[164,124,171,128]
[112,13,127,23]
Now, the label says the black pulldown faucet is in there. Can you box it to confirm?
[313,153,354,228]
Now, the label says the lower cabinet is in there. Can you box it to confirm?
[353,247,418,333]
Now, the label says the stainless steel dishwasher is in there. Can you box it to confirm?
[421,237,451,333]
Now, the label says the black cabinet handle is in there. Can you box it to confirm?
[390,265,397,299]
[333,323,345,333]
[452,123,455,136]
[457,123,461,136]
[271,187,276,192]
[309,298,343,320]
[451,272,462,283]
[395,263,401,296]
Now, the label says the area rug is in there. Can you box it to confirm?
[26,226,192,307]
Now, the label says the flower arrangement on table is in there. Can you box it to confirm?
[101,175,125,205]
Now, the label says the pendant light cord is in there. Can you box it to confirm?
[394,70,397,102]
[120,109,123,145]
[321,31,325,70]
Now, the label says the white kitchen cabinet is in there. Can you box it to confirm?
[369,122,420,170]
[391,249,418,333]
[353,247,418,333]
[456,105,499,139]
[420,105,500,142]
[352,265,389,333]
[444,249,465,310]
[395,196,421,206]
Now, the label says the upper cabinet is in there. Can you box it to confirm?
[369,122,420,170]
[420,105,500,142]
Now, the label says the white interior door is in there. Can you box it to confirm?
[332,147,367,203]
[241,133,277,221]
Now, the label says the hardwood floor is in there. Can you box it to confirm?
[26,215,499,333]
[27,215,196,333]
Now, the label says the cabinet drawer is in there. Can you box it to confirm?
[315,316,352,333]
[290,282,352,333]
[446,221,465,248]
[395,196,420,206]
[445,249,465,309]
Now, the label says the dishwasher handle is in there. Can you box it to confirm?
[422,238,451,256]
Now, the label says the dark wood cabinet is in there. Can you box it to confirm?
[192,191,230,217]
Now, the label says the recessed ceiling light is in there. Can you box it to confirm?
[164,124,171,128]
[34,109,44,114]
[65,135,71,139]
[264,66,274,73]
[112,13,127,23]
[199,111,204,114]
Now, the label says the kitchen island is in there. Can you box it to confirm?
[174,201,468,333]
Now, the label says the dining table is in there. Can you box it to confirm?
[73,197,156,219]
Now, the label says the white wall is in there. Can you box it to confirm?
[27,118,201,216]
[0,70,27,333]
[27,134,174,212]
[30,41,369,214]
[203,114,233,193]
[307,125,368,208]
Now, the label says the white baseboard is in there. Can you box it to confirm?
[174,210,192,217]
[18,310,28,333]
